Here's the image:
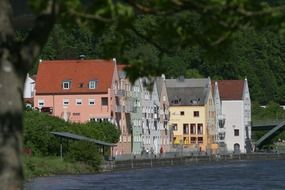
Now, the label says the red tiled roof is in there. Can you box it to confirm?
[35,59,115,94]
[212,80,244,100]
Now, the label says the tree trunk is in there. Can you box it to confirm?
[0,55,25,189]
[0,0,25,189]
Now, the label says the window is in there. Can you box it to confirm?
[63,99,69,105]
[76,99,82,105]
[73,113,80,116]
[180,111,185,116]
[62,81,71,89]
[234,129,239,136]
[101,97,108,106]
[173,137,177,144]
[183,124,189,134]
[172,123,178,131]
[88,99,95,105]
[190,124,196,134]
[89,80,97,89]
[198,137,203,143]
[191,137,196,144]
[194,111,199,117]
[198,124,203,135]
[38,99,45,107]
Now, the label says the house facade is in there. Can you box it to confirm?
[213,79,251,153]
[113,65,132,155]
[34,59,120,123]
[140,78,161,154]
[131,80,143,155]
[166,78,216,152]
[155,75,171,153]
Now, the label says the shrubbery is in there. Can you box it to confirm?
[65,141,102,170]
[23,110,120,169]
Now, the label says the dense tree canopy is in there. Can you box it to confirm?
[3,0,285,189]
[33,9,285,104]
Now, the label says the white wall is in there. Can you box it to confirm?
[222,100,245,153]
[24,74,35,98]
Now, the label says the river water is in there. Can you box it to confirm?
[25,160,285,190]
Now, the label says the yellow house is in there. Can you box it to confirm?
[166,77,216,152]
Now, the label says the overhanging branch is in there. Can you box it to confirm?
[20,0,60,72]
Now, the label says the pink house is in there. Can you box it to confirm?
[34,59,120,123]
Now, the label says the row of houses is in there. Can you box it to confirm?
[24,58,252,155]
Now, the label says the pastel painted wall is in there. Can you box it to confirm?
[24,74,35,98]
[222,100,245,153]
[169,106,208,151]
[34,90,113,123]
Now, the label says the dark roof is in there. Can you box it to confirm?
[166,78,210,106]
[155,77,164,98]
[212,80,244,100]
[36,59,115,95]
[50,132,117,147]
[167,87,208,106]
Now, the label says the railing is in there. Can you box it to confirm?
[252,119,284,127]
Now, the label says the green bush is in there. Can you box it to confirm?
[65,141,102,170]
[24,111,120,156]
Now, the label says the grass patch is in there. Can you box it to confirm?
[23,156,98,179]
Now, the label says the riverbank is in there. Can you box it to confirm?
[23,156,98,179]
[102,153,285,172]
[24,153,285,178]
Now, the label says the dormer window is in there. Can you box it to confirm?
[89,80,97,89]
[62,81,71,90]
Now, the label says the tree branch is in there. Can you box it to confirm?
[20,0,60,72]
[129,25,172,54]
[68,9,113,23]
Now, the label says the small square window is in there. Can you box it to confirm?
[101,97,108,106]
[38,99,45,107]
[172,124,178,131]
[76,99,82,105]
[63,99,69,105]
[62,81,71,89]
[89,99,95,105]
[194,111,199,117]
[180,111,184,116]
[234,129,239,136]
[89,80,97,89]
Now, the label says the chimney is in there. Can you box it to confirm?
[79,54,86,60]
[112,58,117,64]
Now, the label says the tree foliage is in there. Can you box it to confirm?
[23,110,120,156]
[4,0,285,189]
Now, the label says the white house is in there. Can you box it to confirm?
[23,73,36,107]
[213,78,251,153]
[24,73,35,98]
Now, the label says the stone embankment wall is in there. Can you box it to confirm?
[101,153,285,172]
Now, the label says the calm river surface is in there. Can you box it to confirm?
[25,160,285,190]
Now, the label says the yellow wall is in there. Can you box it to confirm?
[169,106,208,151]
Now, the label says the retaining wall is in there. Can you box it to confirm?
[101,153,285,172]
